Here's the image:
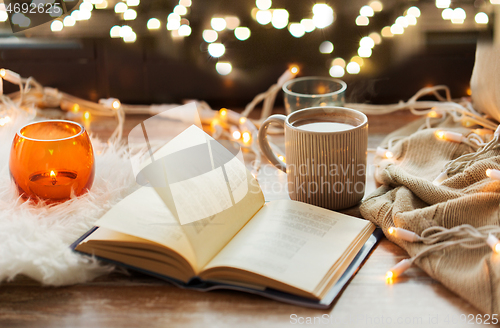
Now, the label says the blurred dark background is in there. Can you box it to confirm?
[0,0,495,108]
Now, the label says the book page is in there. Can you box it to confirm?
[201,200,374,294]
[137,125,265,269]
[93,187,198,269]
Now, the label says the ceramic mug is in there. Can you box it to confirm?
[258,107,368,210]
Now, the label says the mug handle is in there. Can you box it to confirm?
[258,114,287,172]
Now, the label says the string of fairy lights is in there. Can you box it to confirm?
[0,0,496,77]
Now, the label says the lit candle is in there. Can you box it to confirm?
[28,170,79,200]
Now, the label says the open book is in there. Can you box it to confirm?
[72,125,379,308]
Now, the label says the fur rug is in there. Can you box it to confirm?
[0,115,138,286]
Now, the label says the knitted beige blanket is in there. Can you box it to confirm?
[360,117,500,315]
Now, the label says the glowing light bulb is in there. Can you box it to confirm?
[80,2,93,11]
[350,56,364,67]
[369,0,383,12]
[331,57,346,68]
[203,29,218,43]
[385,259,412,282]
[387,227,420,242]
[71,104,80,113]
[487,234,500,254]
[0,10,7,22]
[123,31,137,42]
[167,20,181,30]
[278,155,285,162]
[114,2,127,13]
[436,0,451,8]
[232,129,241,140]
[390,23,404,35]
[312,4,333,28]
[211,17,227,31]
[208,43,225,58]
[407,6,421,17]
[357,46,372,58]
[216,62,232,75]
[225,16,240,30]
[0,116,11,126]
[127,0,140,6]
[123,9,137,20]
[396,16,409,28]
[427,110,441,118]
[119,25,133,38]
[84,111,90,119]
[168,13,181,22]
[433,171,448,186]
[234,27,250,41]
[272,9,289,29]
[239,117,247,124]
[256,10,272,25]
[178,25,191,36]
[355,15,369,26]
[51,20,63,32]
[0,69,20,84]
[147,18,161,30]
[63,16,75,26]
[174,5,187,16]
[360,5,374,17]
[95,1,108,9]
[369,32,382,45]
[346,62,360,74]
[435,130,463,142]
[256,0,272,10]
[360,36,375,48]
[406,14,417,26]
[242,132,251,143]
[486,169,500,180]
[301,18,315,32]
[475,12,488,24]
[329,65,345,78]
[376,147,393,159]
[442,8,453,20]
[381,26,393,37]
[290,66,299,74]
[78,10,91,20]
[319,41,334,53]
[179,0,192,7]
[289,23,305,38]
[451,8,466,24]
[110,25,121,38]
[219,108,228,117]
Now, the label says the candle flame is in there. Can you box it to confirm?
[50,170,57,185]
[84,111,90,120]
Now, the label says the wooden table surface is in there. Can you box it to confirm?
[0,110,488,328]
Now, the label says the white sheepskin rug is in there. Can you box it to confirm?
[0,115,138,286]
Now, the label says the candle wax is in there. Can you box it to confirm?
[28,171,78,200]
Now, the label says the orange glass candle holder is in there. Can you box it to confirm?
[9,120,95,202]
